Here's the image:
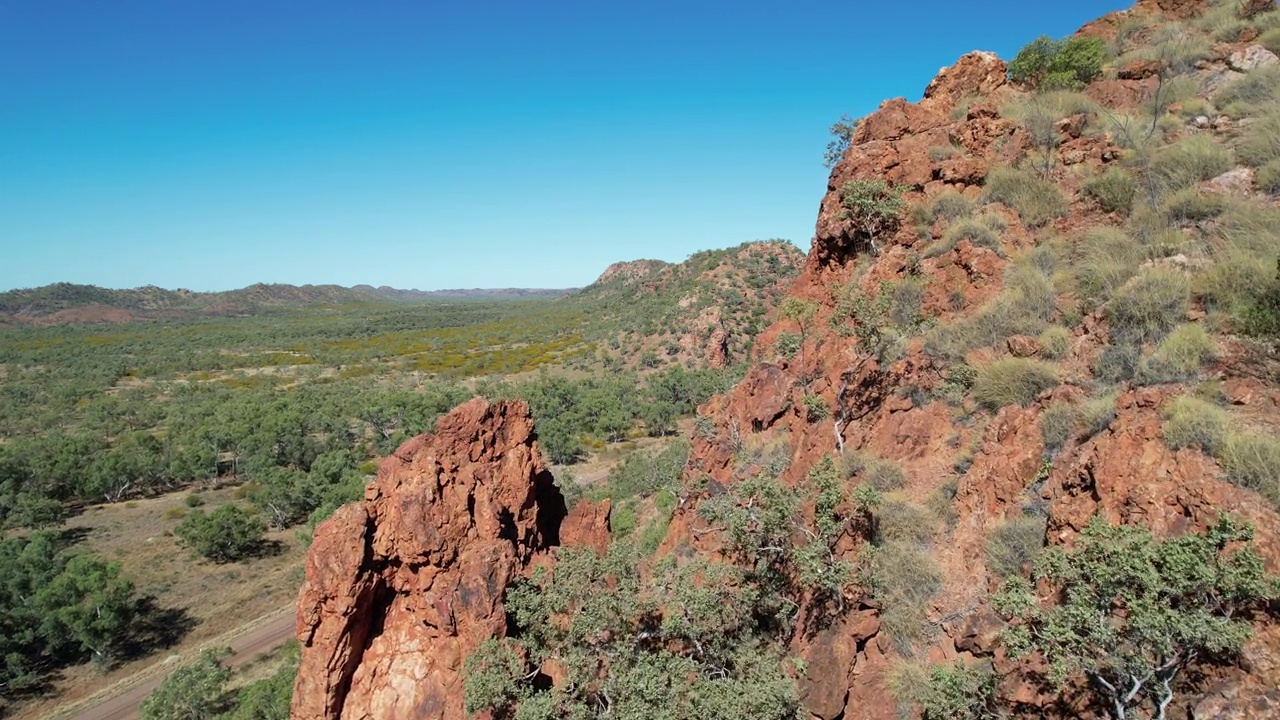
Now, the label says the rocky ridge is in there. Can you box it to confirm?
[293,0,1280,718]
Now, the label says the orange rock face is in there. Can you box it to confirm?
[292,398,566,720]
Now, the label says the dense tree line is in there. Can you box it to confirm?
[0,532,143,698]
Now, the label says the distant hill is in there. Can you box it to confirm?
[351,286,574,300]
[0,282,574,326]
[567,240,805,368]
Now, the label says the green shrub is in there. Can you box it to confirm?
[973,358,1060,410]
[994,516,1276,720]
[175,504,267,563]
[599,440,689,502]
[1138,323,1215,384]
[1163,395,1229,455]
[1257,158,1280,194]
[1106,268,1190,343]
[184,493,205,508]
[838,179,906,238]
[803,393,829,421]
[1040,403,1075,452]
[987,514,1046,577]
[824,114,858,168]
[141,648,233,720]
[1038,326,1072,359]
[1150,135,1233,191]
[1221,432,1280,506]
[1009,35,1106,90]
[1163,188,1227,223]
[775,331,801,360]
[1236,111,1280,167]
[1083,167,1137,214]
[890,660,999,720]
[983,167,1068,227]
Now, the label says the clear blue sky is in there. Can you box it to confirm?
[0,0,1126,292]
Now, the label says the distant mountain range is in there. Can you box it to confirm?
[0,282,576,326]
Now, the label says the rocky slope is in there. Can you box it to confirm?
[679,0,1280,717]
[294,0,1280,717]
[569,240,805,368]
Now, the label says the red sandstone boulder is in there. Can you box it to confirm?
[292,398,567,720]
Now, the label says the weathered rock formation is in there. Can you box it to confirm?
[294,1,1280,718]
[292,398,567,720]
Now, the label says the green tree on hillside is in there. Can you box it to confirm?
[1008,35,1105,90]
[995,515,1278,720]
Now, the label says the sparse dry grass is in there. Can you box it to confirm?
[912,189,977,228]
[1222,432,1280,506]
[1236,109,1280,167]
[922,216,1003,258]
[1257,158,1280,194]
[1077,392,1118,441]
[925,264,1058,358]
[1083,167,1137,214]
[1163,395,1229,455]
[1150,134,1232,191]
[986,514,1046,578]
[1040,403,1075,452]
[972,358,1060,410]
[1038,326,1072,359]
[1139,323,1215,384]
[866,540,943,655]
[1163,187,1227,223]
[1074,227,1146,305]
[1213,65,1280,117]
[983,167,1069,228]
[1106,267,1190,343]
[875,497,939,546]
[1196,250,1273,317]
[842,451,908,491]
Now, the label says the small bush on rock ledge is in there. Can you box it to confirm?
[838,179,906,242]
[1008,35,1106,90]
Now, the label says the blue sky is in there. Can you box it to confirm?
[0,0,1126,292]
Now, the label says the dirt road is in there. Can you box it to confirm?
[54,608,297,720]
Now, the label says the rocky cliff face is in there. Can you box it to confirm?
[678,1,1280,717]
[292,399,572,720]
[294,1,1280,717]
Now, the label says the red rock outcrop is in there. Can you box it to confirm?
[292,398,567,720]
[679,1,1280,717]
